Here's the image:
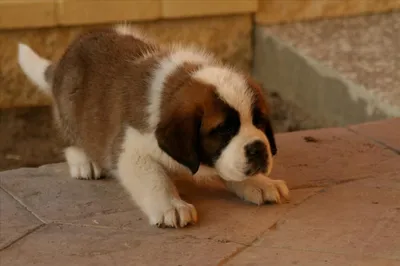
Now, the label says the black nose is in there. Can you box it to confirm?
[245,140,268,176]
[245,140,267,159]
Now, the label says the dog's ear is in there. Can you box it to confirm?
[246,76,278,156]
[155,108,202,174]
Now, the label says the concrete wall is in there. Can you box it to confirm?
[256,0,400,25]
[253,26,394,128]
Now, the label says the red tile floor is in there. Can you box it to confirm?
[1,118,399,266]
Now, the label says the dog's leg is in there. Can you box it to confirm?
[117,152,197,228]
[224,174,289,205]
[64,146,102,180]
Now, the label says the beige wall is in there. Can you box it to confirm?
[0,15,252,108]
[0,0,257,29]
[2,0,398,30]
[256,0,400,25]
[0,0,257,108]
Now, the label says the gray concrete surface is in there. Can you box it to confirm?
[254,11,400,128]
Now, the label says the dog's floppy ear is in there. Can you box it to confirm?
[247,76,278,156]
[155,108,202,174]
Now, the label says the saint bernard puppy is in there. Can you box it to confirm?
[17,25,289,228]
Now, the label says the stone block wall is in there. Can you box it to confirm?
[0,0,257,108]
[0,15,252,108]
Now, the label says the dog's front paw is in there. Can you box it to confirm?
[149,199,198,228]
[69,160,102,180]
[225,175,289,205]
[64,146,102,180]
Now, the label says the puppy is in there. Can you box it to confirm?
[17,25,289,228]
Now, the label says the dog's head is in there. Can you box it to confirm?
[156,66,277,182]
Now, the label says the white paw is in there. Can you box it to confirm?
[64,146,102,180]
[149,199,198,228]
[226,175,290,205]
[69,160,102,180]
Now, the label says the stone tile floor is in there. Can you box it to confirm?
[0,118,399,266]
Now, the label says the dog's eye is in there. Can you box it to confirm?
[253,118,266,130]
[252,109,266,130]
[209,122,233,136]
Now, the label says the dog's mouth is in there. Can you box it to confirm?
[245,163,267,177]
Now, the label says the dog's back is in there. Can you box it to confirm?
[19,27,162,170]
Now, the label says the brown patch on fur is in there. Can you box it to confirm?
[156,63,206,173]
[49,28,164,170]
[246,76,270,114]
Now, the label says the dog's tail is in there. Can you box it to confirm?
[17,43,54,95]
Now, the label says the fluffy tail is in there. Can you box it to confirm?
[17,43,53,95]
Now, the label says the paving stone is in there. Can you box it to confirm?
[0,189,42,249]
[0,163,317,245]
[0,164,134,223]
[349,118,400,151]
[2,124,399,265]
[238,172,400,261]
[0,223,241,266]
[272,127,400,189]
[226,248,400,266]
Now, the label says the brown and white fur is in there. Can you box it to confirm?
[17,25,289,228]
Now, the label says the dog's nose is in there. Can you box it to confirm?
[245,140,268,176]
[245,140,267,159]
